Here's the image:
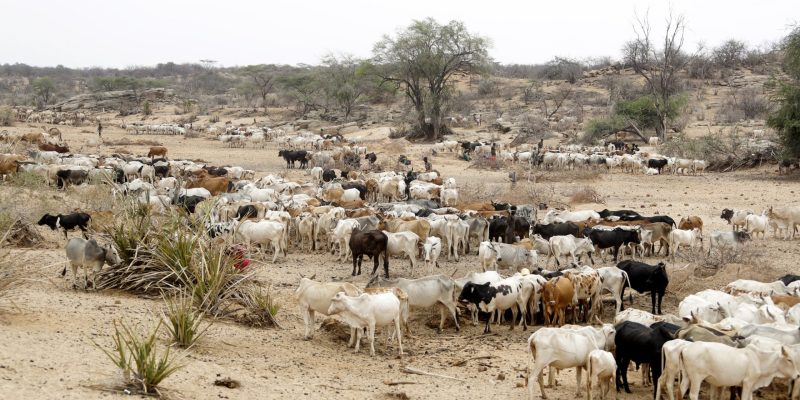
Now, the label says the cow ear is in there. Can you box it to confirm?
[782,346,790,357]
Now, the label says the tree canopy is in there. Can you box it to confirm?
[768,27,800,160]
[372,18,490,140]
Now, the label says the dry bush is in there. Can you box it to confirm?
[103,138,163,147]
[671,244,763,278]
[230,285,281,328]
[567,186,605,205]
[0,228,24,305]
[0,107,13,126]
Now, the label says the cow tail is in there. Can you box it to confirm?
[621,270,631,291]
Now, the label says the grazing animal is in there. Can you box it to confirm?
[64,237,121,289]
[278,150,309,168]
[458,276,526,333]
[147,146,168,158]
[367,274,460,333]
[55,169,88,189]
[326,292,404,357]
[707,230,751,255]
[617,260,669,314]
[541,276,574,326]
[678,215,703,234]
[294,277,362,340]
[583,227,640,262]
[614,321,680,397]
[720,208,754,231]
[38,212,91,239]
[744,212,769,239]
[349,230,389,277]
[235,219,287,263]
[422,236,442,270]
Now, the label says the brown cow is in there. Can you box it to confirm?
[365,178,379,202]
[21,132,45,143]
[678,216,704,234]
[772,294,800,309]
[186,176,231,196]
[640,222,673,256]
[38,142,70,153]
[542,276,574,327]
[147,146,168,159]
[346,208,375,218]
[0,154,24,179]
[458,202,494,212]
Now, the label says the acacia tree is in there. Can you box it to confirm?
[241,65,277,110]
[32,77,55,108]
[373,18,490,140]
[624,11,691,139]
[768,27,800,159]
[321,55,372,121]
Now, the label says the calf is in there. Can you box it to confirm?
[349,230,389,277]
[294,278,361,339]
[422,236,442,270]
[458,276,525,333]
[744,212,769,239]
[617,260,669,315]
[614,321,679,396]
[587,349,616,400]
[720,208,754,231]
[367,274,460,333]
[326,292,404,357]
[667,227,702,259]
[38,212,91,239]
[647,158,668,174]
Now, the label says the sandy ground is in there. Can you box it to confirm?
[1,121,799,400]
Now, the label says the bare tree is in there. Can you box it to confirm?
[625,11,691,139]
[523,81,573,119]
[242,65,277,111]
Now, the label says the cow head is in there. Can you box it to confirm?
[734,230,752,242]
[326,292,349,315]
[37,214,58,230]
[720,208,734,223]
[104,244,123,266]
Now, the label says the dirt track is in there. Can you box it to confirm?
[1,122,799,399]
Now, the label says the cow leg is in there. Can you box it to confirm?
[367,323,377,357]
[528,360,548,400]
[483,313,491,334]
[657,292,664,315]
[70,263,79,289]
[576,366,583,397]
[351,254,359,276]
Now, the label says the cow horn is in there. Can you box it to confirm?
[593,315,602,325]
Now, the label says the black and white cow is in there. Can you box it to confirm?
[457,276,525,333]
[583,227,641,262]
[37,212,91,239]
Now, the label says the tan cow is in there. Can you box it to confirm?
[147,146,168,159]
[542,276,574,326]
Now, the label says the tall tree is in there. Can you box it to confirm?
[32,77,55,108]
[373,18,490,140]
[241,65,277,110]
[624,11,691,139]
[321,55,372,121]
[768,27,800,159]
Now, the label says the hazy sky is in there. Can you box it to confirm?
[2,0,796,68]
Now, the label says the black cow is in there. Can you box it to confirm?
[37,212,91,239]
[720,208,734,223]
[153,164,169,179]
[605,140,625,150]
[341,182,367,200]
[491,201,516,212]
[489,216,530,243]
[644,215,676,227]
[340,170,350,178]
[617,260,669,315]
[349,230,389,277]
[204,166,228,176]
[322,169,336,182]
[531,222,580,240]
[365,152,377,164]
[584,228,641,262]
[113,168,126,184]
[779,274,800,286]
[56,169,88,189]
[647,158,668,174]
[598,209,642,220]
[614,321,679,396]
[278,150,309,168]
[458,281,524,333]
[414,208,435,218]
[235,205,259,220]
[175,195,205,214]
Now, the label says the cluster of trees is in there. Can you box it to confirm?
[768,27,800,160]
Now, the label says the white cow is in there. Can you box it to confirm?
[330,219,361,261]
[527,326,615,399]
[724,279,791,296]
[384,231,420,271]
[679,341,800,400]
[445,219,469,261]
[440,187,458,207]
[296,213,317,251]
[668,228,703,259]
[294,278,361,339]
[614,308,683,326]
[655,339,692,400]
[548,235,595,268]
[767,206,800,239]
[678,294,729,323]
[236,219,287,262]
[482,242,538,272]
[586,349,617,400]
[367,274,460,333]
[326,292,404,357]
[744,212,769,239]
[422,237,442,270]
[597,266,630,315]
[541,209,601,224]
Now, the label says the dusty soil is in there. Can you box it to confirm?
[1,121,798,400]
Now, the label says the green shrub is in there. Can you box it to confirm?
[0,106,13,126]
[141,101,152,116]
[96,320,184,394]
[162,293,210,349]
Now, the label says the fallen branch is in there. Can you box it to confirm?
[451,355,495,367]
[383,380,419,386]
[402,366,465,382]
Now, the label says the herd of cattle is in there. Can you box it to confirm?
[5,129,800,399]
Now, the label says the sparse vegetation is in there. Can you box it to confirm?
[0,106,13,126]
[162,293,210,349]
[95,320,184,395]
[141,100,152,116]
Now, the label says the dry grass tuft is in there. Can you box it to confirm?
[230,285,282,328]
[0,228,24,304]
[162,293,210,349]
[567,186,605,205]
[103,138,163,147]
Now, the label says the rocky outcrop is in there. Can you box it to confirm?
[49,88,176,112]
